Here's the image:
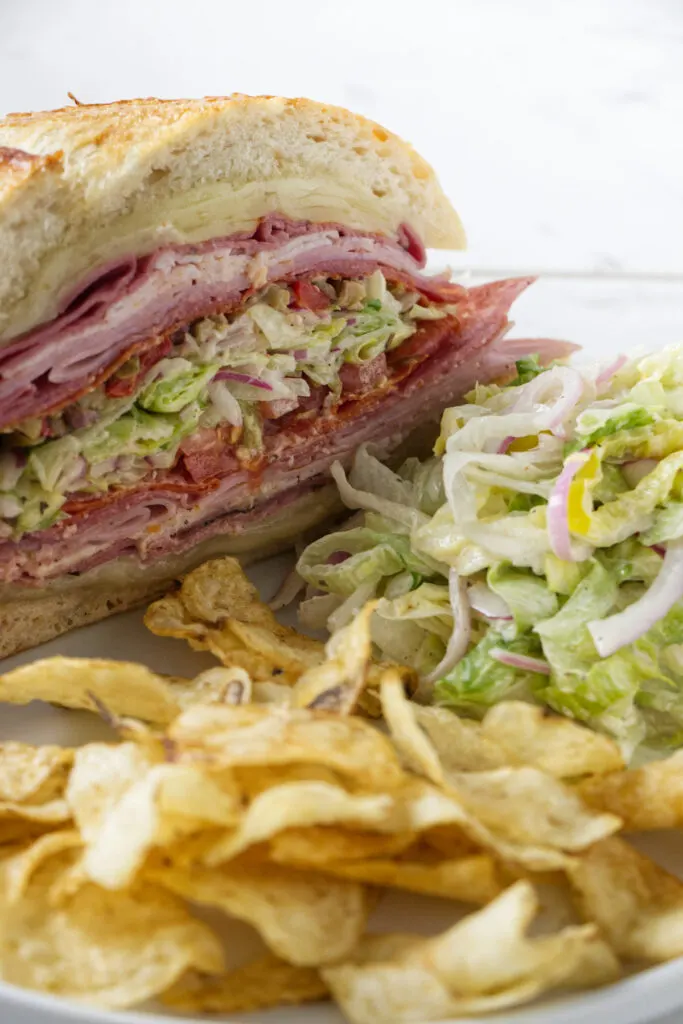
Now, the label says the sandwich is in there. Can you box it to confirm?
[0,94,571,655]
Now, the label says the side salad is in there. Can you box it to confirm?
[297,346,683,755]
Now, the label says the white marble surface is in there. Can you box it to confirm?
[1,0,682,274]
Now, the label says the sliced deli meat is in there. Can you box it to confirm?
[0,269,575,585]
[0,217,464,430]
[0,94,578,654]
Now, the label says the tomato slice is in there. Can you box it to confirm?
[290,280,330,311]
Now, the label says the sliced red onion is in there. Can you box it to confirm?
[490,648,551,674]
[622,459,658,489]
[214,370,274,391]
[467,581,513,621]
[497,436,515,454]
[547,451,591,562]
[588,539,683,657]
[292,348,311,360]
[596,354,628,391]
[327,551,351,565]
[511,365,585,438]
[423,570,471,686]
[650,544,666,558]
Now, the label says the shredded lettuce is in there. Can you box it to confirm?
[434,632,544,714]
[1,274,441,538]
[487,564,558,634]
[510,354,543,386]
[566,404,655,454]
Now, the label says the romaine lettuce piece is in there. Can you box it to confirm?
[434,631,544,715]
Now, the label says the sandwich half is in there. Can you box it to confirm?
[0,95,569,655]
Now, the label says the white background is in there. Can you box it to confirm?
[0,3,683,1023]
[1,0,682,274]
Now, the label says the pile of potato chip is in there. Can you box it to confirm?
[1,558,683,1021]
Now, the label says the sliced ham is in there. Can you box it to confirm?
[0,277,577,585]
[0,215,464,430]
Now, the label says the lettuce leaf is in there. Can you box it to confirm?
[138,361,218,413]
[510,354,543,386]
[296,527,438,597]
[566,403,654,454]
[641,502,683,545]
[487,563,558,634]
[534,560,618,680]
[578,451,683,545]
[434,631,544,715]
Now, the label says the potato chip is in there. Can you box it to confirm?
[160,952,329,1013]
[322,881,620,1024]
[176,665,253,708]
[168,703,405,789]
[446,768,621,862]
[0,851,223,1007]
[149,857,368,966]
[0,798,71,826]
[0,818,59,847]
[66,742,158,841]
[291,604,376,714]
[380,673,443,784]
[270,826,416,867]
[67,742,240,888]
[233,763,347,796]
[252,681,292,704]
[0,657,258,727]
[0,658,191,725]
[578,751,683,829]
[0,742,73,804]
[145,558,324,683]
[480,702,624,778]
[88,766,242,889]
[569,836,683,961]
[412,702,623,778]
[413,706,503,772]
[204,781,394,865]
[3,830,82,903]
[394,775,618,872]
[306,850,502,904]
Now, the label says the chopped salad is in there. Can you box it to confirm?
[297,346,683,755]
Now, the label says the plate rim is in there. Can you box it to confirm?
[1,956,683,1024]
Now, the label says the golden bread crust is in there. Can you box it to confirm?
[0,94,465,341]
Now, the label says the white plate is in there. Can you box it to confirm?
[3,276,683,1024]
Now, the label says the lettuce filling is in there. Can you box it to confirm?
[0,273,452,538]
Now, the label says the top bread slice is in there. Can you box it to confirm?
[0,94,466,343]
